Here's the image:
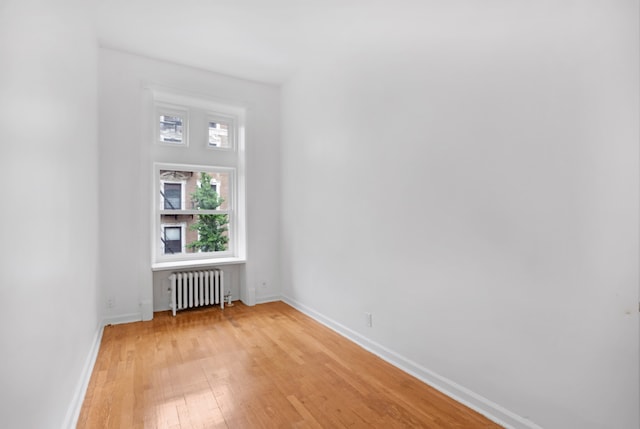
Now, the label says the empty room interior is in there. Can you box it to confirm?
[1,1,639,428]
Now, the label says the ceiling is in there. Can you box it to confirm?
[94,0,522,85]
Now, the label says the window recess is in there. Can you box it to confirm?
[149,87,246,269]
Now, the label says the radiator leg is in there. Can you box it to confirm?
[220,270,224,309]
[198,271,204,307]
[170,274,177,317]
[177,273,183,312]
[204,272,210,305]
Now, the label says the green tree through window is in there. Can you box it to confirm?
[187,172,229,252]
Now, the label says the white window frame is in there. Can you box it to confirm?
[156,103,189,147]
[154,163,237,263]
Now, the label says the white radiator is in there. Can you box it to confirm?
[169,270,224,316]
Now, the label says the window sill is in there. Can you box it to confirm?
[151,257,246,272]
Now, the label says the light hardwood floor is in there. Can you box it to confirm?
[78,301,501,428]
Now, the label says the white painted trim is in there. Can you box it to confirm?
[102,312,143,326]
[151,257,246,271]
[255,294,282,304]
[281,295,544,429]
[61,323,104,429]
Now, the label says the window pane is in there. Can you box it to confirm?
[163,227,182,254]
[160,115,184,143]
[186,214,229,253]
[158,168,232,255]
[163,183,181,210]
[190,171,230,210]
[164,227,180,240]
[161,170,230,210]
[208,120,231,148]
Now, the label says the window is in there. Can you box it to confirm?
[160,116,183,143]
[198,177,219,194]
[162,182,182,210]
[162,225,184,254]
[157,105,188,146]
[155,165,235,261]
[207,114,234,149]
[151,88,246,267]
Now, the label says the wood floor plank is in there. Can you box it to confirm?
[78,301,501,428]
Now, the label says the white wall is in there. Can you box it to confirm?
[280,2,639,429]
[99,49,281,322]
[0,1,100,428]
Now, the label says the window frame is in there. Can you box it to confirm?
[154,163,237,263]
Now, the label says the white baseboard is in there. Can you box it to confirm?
[61,323,104,429]
[256,294,282,304]
[103,312,142,326]
[281,295,543,429]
